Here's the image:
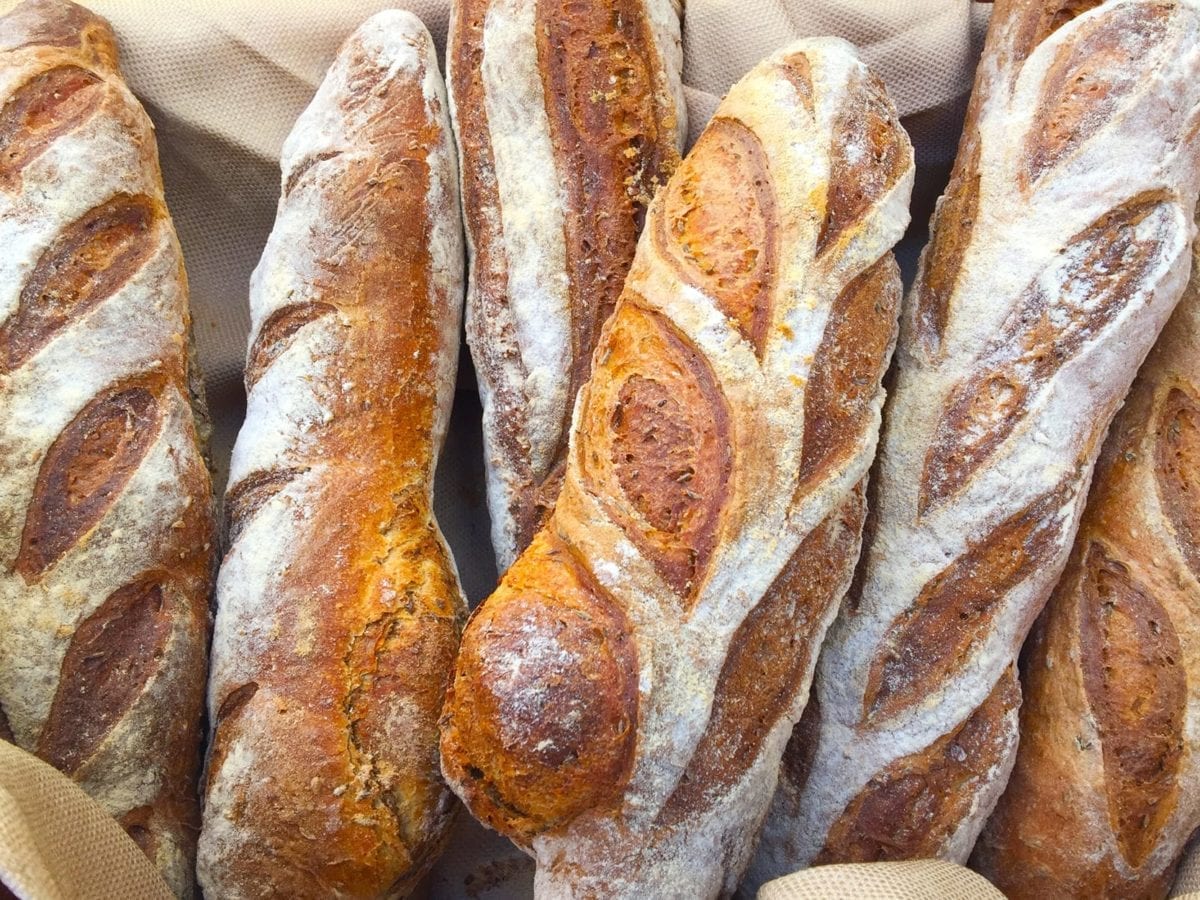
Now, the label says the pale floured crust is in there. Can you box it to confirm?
[441,39,914,898]
[973,243,1200,899]
[0,1,215,895]
[197,12,466,899]
[756,0,1200,879]
[449,0,686,571]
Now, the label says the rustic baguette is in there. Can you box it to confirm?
[449,0,686,571]
[0,1,216,896]
[748,0,1200,880]
[972,242,1200,898]
[197,12,466,898]
[440,39,914,898]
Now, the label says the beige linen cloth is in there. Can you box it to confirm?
[1,1,1195,899]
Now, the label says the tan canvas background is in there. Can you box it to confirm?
[2,1,1195,898]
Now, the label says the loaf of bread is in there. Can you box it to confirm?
[972,242,1200,897]
[449,0,686,571]
[197,12,466,898]
[441,39,914,898]
[0,1,216,896]
[748,0,1200,879]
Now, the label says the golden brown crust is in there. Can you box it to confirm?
[444,39,914,897]
[0,194,161,372]
[450,0,536,542]
[1022,3,1171,187]
[657,118,776,356]
[912,0,1110,358]
[208,493,463,898]
[659,485,866,826]
[38,575,173,772]
[799,258,902,493]
[0,65,103,188]
[912,142,980,357]
[0,0,117,68]
[817,71,908,256]
[861,482,1070,725]
[1010,0,1107,62]
[1078,541,1185,869]
[579,301,733,600]
[1155,386,1200,580]
[820,669,1020,863]
[920,191,1174,515]
[538,0,680,428]
[198,14,465,898]
[440,529,638,847]
[782,0,1200,876]
[243,301,335,390]
[15,376,164,579]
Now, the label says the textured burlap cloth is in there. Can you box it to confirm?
[0,741,172,900]
[2,1,1196,898]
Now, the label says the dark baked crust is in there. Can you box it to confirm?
[451,0,682,565]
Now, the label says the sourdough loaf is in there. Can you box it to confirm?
[0,1,216,895]
[441,38,913,898]
[197,11,466,898]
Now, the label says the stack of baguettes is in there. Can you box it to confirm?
[5,0,1200,898]
[748,0,1200,897]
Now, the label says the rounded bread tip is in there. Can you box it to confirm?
[440,530,639,847]
[354,7,436,62]
[0,0,118,67]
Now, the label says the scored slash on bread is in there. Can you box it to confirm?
[972,243,1200,898]
[749,0,1200,883]
[196,11,467,899]
[0,1,217,896]
[440,38,914,898]
[449,0,687,572]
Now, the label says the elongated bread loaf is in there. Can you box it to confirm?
[750,0,1200,879]
[450,0,686,571]
[972,243,1200,898]
[0,1,216,895]
[197,12,466,898]
[440,39,913,898]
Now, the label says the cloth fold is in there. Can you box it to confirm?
[0,741,174,900]
[758,860,1004,900]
